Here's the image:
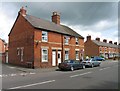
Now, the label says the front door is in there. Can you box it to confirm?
[58,51,61,65]
[52,51,56,66]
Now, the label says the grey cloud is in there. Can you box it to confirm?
[3,2,118,27]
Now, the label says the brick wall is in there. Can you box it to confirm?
[8,14,34,67]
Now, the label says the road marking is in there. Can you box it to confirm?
[8,67,16,69]
[99,67,111,71]
[0,75,2,77]
[29,72,36,74]
[70,71,92,78]
[9,80,55,89]
[9,74,17,77]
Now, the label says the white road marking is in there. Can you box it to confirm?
[99,67,111,71]
[0,75,2,77]
[70,71,92,78]
[29,72,36,74]
[8,67,16,69]
[10,74,17,77]
[20,73,28,76]
[99,69,103,71]
[9,80,55,89]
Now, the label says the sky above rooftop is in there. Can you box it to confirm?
[0,2,119,44]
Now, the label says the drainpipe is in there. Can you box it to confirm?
[62,35,64,62]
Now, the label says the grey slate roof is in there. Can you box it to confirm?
[24,15,84,38]
[92,40,118,48]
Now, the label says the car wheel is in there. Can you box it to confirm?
[82,65,85,69]
[98,63,100,67]
[91,64,94,68]
[71,66,74,71]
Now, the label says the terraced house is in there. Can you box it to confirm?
[85,35,119,59]
[8,7,84,68]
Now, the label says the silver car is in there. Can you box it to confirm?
[82,58,101,68]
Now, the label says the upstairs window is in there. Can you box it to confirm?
[64,36,70,45]
[42,31,48,42]
[76,37,79,45]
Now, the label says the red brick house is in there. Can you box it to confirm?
[0,38,8,63]
[84,35,119,59]
[8,7,84,68]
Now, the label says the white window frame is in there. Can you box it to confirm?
[65,50,69,60]
[42,48,48,62]
[17,48,20,55]
[20,47,24,62]
[75,37,79,45]
[76,51,79,60]
[42,31,48,42]
[64,36,70,45]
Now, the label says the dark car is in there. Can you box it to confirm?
[82,58,101,68]
[58,60,85,71]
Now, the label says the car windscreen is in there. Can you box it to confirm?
[64,60,74,63]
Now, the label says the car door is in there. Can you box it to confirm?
[92,59,97,66]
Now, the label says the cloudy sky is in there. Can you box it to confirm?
[0,2,119,44]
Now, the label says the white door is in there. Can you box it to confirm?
[58,51,61,65]
[52,51,56,66]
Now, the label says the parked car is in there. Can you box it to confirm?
[91,56,105,61]
[58,60,85,71]
[82,58,101,68]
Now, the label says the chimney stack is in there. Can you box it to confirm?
[103,39,107,43]
[19,7,26,16]
[52,12,60,24]
[109,41,113,44]
[96,38,100,41]
[87,35,91,41]
[114,42,117,45]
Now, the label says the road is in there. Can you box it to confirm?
[1,60,119,89]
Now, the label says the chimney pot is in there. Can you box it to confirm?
[103,39,107,43]
[114,42,117,45]
[109,41,112,44]
[87,35,91,41]
[52,11,60,24]
[96,38,100,41]
[19,7,26,16]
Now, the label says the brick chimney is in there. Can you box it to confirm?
[19,7,26,16]
[103,39,107,43]
[114,42,117,45]
[87,35,91,41]
[109,41,112,44]
[52,12,60,24]
[96,38,100,41]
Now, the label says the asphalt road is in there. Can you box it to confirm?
[1,60,119,89]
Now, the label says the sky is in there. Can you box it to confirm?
[0,2,119,44]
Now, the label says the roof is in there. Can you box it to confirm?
[24,15,84,38]
[92,40,118,48]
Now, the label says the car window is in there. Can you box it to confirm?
[92,59,96,61]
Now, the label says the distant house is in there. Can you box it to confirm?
[8,7,84,68]
[84,35,120,59]
[0,38,8,63]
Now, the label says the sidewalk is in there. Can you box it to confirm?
[2,63,58,73]
[16,66,58,73]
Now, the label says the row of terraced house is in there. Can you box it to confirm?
[1,7,120,68]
